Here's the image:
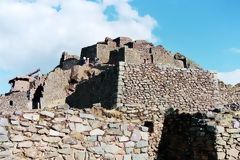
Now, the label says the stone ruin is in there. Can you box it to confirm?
[81,37,200,69]
[0,37,239,160]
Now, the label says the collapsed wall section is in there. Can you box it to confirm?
[41,68,71,108]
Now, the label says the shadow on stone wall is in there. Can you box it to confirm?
[157,109,217,160]
[108,50,124,64]
[66,66,118,109]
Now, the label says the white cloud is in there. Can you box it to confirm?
[217,69,240,85]
[229,48,240,54]
[0,0,158,93]
[0,0,157,73]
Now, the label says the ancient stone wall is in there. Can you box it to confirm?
[80,37,199,68]
[218,81,240,106]
[112,62,221,159]
[66,66,118,109]
[151,46,183,67]
[156,108,240,160]
[60,52,80,70]
[157,111,217,160]
[0,92,30,111]
[42,68,71,108]
[113,37,132,47]
[10,80,30,92]
[116,63,219,115]
[80,45,97,62]
[0,107,149,160]
[81,43,117,64]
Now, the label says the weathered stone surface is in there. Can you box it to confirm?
[226,128,240,133]
[104,144,122,154]
[233,120,240,129]
[74,151,86,160]
[23,113,40,121]
[131,129,141,142]
[226,148,239,158]
[28,125,37,133]
[132,154,148,160]
[20,121,30,127]
[75,124,92,132]
[119,136,129,142]
[90,129,105,136]
[40,111,55,118]
[124,154,131,160]
[0,118,9,127]
[67,116,82,123]
[49,129,61,137]
[140,132,148,141]
[79,113,95,120]
[0,150,11,158]
[43,136,61,143]
[62,137,78,145]
[135,141,148,148]
[125,141,135,148]
[18,141,33,148]
[44,152,59,159]
[216,126,225,133]
[88,147,104,155]
[216,139,226,146]
[38,128,49,134]
[217,152,225,159]
[24,148,38,158]
[0,127,8,135]
[0,135,9,142]
[0,107,149,159]
[31,134,42,142]
[11,135,26,142]
[58,148,72,155]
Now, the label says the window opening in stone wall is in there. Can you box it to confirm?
[9,100,13,106]
[144,121,154,133]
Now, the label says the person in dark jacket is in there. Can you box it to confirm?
[33,84,44,109]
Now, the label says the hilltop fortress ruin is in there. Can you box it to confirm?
[0,37,239,160]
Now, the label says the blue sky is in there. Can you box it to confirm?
[131,0,240,71]
[0,0,240,93]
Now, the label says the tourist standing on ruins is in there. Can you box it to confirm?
[33,83,44,109]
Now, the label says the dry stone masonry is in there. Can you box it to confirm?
[156,108,240,160]
[116,62,219,115]
[0,106,149,160]
[1,37,240,160]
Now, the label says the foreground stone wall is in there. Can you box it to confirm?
[157,111,217,160]
[0,107,149,160]
[156,108,240,160]
[211,109,240,160]
[117,63,219,115]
